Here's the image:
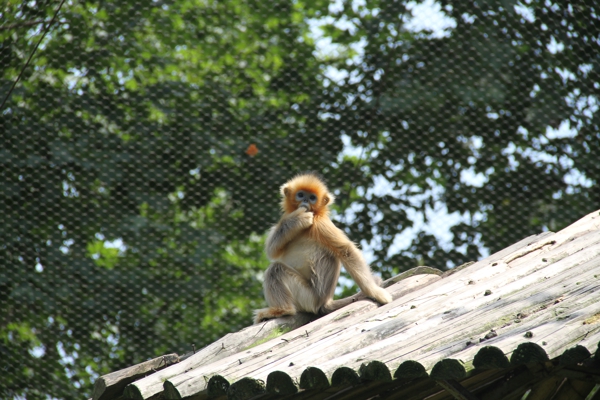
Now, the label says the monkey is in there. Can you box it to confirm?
[254,172,393,324]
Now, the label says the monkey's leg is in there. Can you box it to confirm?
[309,253,342,316]
[338,244,393,305]
[256,263,297,323]
[254,262,319,324]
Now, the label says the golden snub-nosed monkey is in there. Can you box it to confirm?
[254,172,392,324]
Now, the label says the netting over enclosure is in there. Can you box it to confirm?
[1,0,599,398]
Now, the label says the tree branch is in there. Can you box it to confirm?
[0,20,47,31]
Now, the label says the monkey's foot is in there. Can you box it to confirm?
[253,307,296,324]
[367,287,393,305]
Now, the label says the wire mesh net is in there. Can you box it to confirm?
[1,0,599,397]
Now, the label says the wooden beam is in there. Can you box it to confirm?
[92,353,179,400]
[436,379,480,400]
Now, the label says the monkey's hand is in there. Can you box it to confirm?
[266,208,314,259]
[291,207,314,230]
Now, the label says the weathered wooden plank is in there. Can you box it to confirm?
[122,230,552,400]
[322,377,420,400]
[164,226,598,399]
[92,353,179,400]
[416,265,600,363]
[162,274,441,399]
[554,379,596,400]
[290,234,600,378]
[383,369,506,400]
[525,376,564,400]
[421,255,600,367]
[474,364,547,400]
[435,379,479,400]
[164,258,506,396]
[126,266,441,399]
[328,265,442,310]
[114,209,599,400]
[555,366,600,384]
[271,239,597,382]
[162,276,436,399]
[488,230,556,262]
[385,266,443,286]
[380,377,443,400]
[124,313,315,399]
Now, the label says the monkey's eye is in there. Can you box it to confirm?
[309,194,317,203]
[297,192,304,198]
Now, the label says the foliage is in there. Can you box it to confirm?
[321,0,599,274]
[1,0,331,397]
[0,0,597,398]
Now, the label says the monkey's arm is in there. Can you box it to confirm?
[316,218,392,305]
[265,208,313,259]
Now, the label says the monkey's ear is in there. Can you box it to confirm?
[324,193,335,205]
[282,186,291,197]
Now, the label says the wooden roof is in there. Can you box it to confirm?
[93,209,600,400]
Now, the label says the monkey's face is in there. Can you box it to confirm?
[281,174,332,215]
[294,190,318,211]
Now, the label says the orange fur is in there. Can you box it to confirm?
[280,172,334,217]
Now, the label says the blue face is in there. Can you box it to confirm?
[295,190,318,210]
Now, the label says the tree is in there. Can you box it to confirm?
[319,0,599,276]
[1,0,331,397]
